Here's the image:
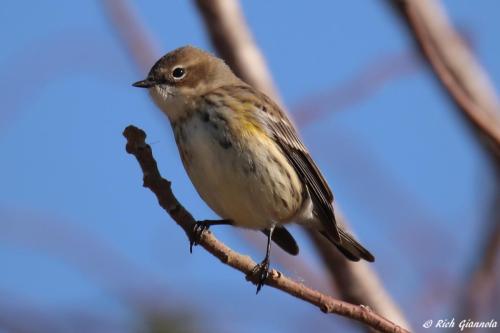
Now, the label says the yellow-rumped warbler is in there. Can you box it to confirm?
[133,46,374,292]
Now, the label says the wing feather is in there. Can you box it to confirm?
[248,88,340,242]
[271,118,340,242]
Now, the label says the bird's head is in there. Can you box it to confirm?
[133,45,240,121]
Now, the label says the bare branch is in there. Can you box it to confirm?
[388,0,500,159]
[123,125,409,333]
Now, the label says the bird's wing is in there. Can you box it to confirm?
[249,89,341,242]
[213,84,340,241]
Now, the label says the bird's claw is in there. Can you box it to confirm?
[250,259,270,294]
[189,221,210,253]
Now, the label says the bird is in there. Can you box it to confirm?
[132,45,374,293]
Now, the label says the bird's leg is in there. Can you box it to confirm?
[250,225,274,294]
[190,219,233,253]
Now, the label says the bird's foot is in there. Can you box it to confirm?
[189,219,233,253]
[249,258,270,294]
[189,220,210,253]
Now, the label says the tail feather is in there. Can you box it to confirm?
[262,226,299,256]
[321,228,375,262]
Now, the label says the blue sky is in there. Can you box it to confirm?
[0,1,498,332]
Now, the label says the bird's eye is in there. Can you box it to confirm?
[172,67,186,79]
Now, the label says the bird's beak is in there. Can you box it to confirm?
[132,78,156,88]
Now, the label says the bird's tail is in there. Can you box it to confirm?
[321,228,375,262]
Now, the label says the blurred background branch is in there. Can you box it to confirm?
[103,0,160,72]
[293,50,421,127]
[388,0,500,161]
[457,199,500,322]
[387,0,500,324]
[194,0,282,106]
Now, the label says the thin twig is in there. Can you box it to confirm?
[123,125,409,333]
